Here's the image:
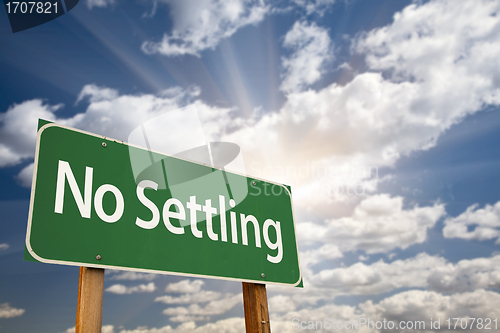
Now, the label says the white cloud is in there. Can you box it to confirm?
[107,271,158,281]
[297,194,445,254]
[268,252,500,309]
[293,0,336,16]
[269,302,362,333]
[223,0,500,211]
[63,325,114,333]
[427,255,500,293]
[155,291,221,304]
[357,0,500,104]
[86,0,114,10]
[15,163,34,188]
[280,21,332,93]
[443,201,500,243]
[162,293,242,322]
[157,280,239,322]
[310,253,445,295]
[165,279,204,294]
[0,303,25,318]
[76,84,119,103]
[299,243,343,272]
[268,295,296,313]
[270,289,500,333]
[360,289,500,333]
[354,0,500,136]
[0,243,9,251]
[105,282,156,294]
[118,318,245,333]
[66,84,207,142]
[0,100,61,167]
[168,315,209,323]
[141,0,268,57]
[0,84,231,189]
[294,253,500,301]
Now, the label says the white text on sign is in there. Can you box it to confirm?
[53,160,283,263]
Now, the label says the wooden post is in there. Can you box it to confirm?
[75,267,105,333]
[242,282,271,333]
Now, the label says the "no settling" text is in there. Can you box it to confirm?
[53,160,284,263]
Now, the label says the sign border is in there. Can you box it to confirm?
[26,122,303,287]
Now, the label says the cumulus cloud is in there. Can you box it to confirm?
[268,252,500,309]
[357,0,500,100]
[299,243,343,270]
[66,84,214,142]
[297,194,445,254]
[162,293,242,322]
[156,280,240,322]
[222,0,500,210]
[309,253,444,295]
[280,21,332,93]
[0,100,61,167]
[141,0,268,57]
[63,325,114,333]
[354,0,500,142]
[86,0,114,10]
[293,0,336,16]
[270,289,500,333]
[0,84,231,187]
[155,291,221,304]
[285,253,500,302]
[443,201,500,243]
[15,163,34,188]
[361,289,500,333]
[118,318,245,333]
[268,295,297,313]
[0,243,9,250]
[165,279,205,293]
[105,282,156,294]
[0,303,25,318]
[427,255,500,293]
[76,84,119,103]
[107,271,158,281]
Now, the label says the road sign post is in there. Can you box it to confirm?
[75,267,105,333]
[242,282,271,333]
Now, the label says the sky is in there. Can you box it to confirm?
[1,0,500,332]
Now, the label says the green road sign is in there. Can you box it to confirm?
[25,121,302,287]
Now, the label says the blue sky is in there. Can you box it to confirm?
[1,0,500,332]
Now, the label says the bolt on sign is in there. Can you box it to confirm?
[25,120,302,287]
